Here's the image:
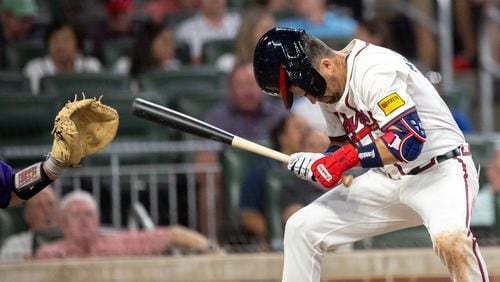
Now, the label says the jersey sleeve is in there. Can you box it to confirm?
[0,161,14,209]
[359,64,418,131]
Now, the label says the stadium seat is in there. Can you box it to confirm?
[0,71,32,95]
[356,226,433,249]
[175,41,191,65]
[0,209,14,247]
[163,9,197,27]
[220,147,268,247]
[40,72,132,98]
[263,168,292,251]
[4,40,46,71]
[102,38,134,68]
[201,39,234,65]
[175,88,224,119]
[467,138,495,165]
[138,66,228,101]
[0,95,57,147]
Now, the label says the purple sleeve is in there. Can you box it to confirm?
[0,161,14,209]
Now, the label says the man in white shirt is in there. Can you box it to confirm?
[175,0,240,65]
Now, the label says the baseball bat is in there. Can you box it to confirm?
[130,98,352,187]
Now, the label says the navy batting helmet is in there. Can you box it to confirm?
[253,27,326,109]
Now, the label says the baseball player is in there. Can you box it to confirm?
[0,97,118,209]
[253,27,488,281]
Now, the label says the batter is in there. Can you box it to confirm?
[253,27,488,282]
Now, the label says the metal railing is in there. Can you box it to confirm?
[1,140,223,242]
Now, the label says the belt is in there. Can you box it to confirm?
[406,146,468,175]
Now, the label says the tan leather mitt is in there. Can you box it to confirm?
[50,95,119,166]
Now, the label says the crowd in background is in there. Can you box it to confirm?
[0,0,499,261]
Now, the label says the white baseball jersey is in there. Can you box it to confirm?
[319,39,464,177]
[282,40,489,282]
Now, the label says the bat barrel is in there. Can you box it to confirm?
[131,98,234,145]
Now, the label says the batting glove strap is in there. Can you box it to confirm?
[311,144,359,188]
[288,152,325,182]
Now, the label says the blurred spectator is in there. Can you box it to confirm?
[279,128,329,223]
[113,21,180,78]
[239,114,309,247]
[452,0,479,73]
[354,18,394,49]
[143,0,199,24]
[0,0,38,69]
[215,5,275,72]
[36,190,212,259]
[1,186,60,261]
[23,20,101,95]
[254,0,289,13]
[89,0,144,61]
[471,147,500,227]
[194,63,286,235]
[411,0,438,71]
[175,0,241,65]
[277,0,357,39]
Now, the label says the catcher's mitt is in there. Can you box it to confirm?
[50,95,119,166]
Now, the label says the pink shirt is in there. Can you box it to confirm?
[35,229,167,259]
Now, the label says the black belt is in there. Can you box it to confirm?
[407,147,463,175]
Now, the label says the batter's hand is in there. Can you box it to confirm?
[311,144,359,188]
[288,152,324,182]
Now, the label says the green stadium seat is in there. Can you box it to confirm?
[175,41,191,65]
[0,95,57,146]
[0,71,32,95]
[40,72,132,98]
[175,88,224,119]
[102,38,134,68]
[263,168,292,250]
[138,66,227,101]
[467,138,495,166]
[0,205,29,247]
[201,39,234,65]
[163,9,197,27]
[4,40,46,71]
[220,147,268,246]
[356,226,433,249]
[0,209,14,247]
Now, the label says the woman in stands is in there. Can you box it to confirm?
[23,19,101,95]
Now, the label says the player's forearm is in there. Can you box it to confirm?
[373,138,399,165]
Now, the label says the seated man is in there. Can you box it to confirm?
[0,186,60,261]
[36,190,213,259]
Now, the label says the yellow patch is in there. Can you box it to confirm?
[377,93,405,116]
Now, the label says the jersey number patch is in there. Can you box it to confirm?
[377,93,405,116]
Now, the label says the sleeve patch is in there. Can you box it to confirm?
[377,93,405,116]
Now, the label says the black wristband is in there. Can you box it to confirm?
[13,162,53,200]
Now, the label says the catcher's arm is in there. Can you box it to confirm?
[2,96,118,208]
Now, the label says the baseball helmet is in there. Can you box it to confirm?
[253,27,326,109]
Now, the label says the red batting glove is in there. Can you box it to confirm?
[311,144,359,188]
